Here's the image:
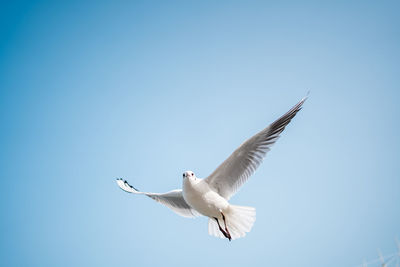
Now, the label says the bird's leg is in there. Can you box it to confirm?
[220,212,231,241]
[214,217,231,241]
[214,218,228,237]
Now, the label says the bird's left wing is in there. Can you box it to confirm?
[205,96,307,200]
[116,178,200,218]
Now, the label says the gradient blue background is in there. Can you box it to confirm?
[1,1,399,266]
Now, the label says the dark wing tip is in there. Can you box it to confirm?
[268,96,307,136]
[116,178,140,192]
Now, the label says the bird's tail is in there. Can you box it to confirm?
[208,205,256,240]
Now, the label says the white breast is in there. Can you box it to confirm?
[182,177,229,218]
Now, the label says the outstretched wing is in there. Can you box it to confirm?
[205,96,307,200]
[116,178,200,218]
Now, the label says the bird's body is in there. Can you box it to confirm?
[116,95,307,240]
[182,172,228,218]
[181,171,256,240]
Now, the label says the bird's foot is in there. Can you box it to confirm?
[220,212,232,241]
[214,217,231,241]
[223,230,232,241]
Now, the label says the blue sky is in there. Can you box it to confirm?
[1,1,399,266]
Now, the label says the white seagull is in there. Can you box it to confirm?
[116,96,307,241]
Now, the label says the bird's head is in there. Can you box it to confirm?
[183,171,196,180]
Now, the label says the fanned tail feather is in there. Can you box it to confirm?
[208,205,256,240]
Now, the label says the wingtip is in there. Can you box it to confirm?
[297,92,309,107]
[116,178,141,193]
[302,90,310,102]
[116,178,125,188]
[116,177,125,184]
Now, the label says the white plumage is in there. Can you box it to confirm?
[116,96,307,240]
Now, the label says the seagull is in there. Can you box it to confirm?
[116,96,307,241]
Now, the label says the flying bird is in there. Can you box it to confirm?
[116,96,307,241]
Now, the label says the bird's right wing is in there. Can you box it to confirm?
[116,178,200,218]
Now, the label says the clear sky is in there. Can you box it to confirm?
[1,1,399,266]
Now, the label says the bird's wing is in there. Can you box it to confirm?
[205,96,307,200]
[116,178,200,218]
